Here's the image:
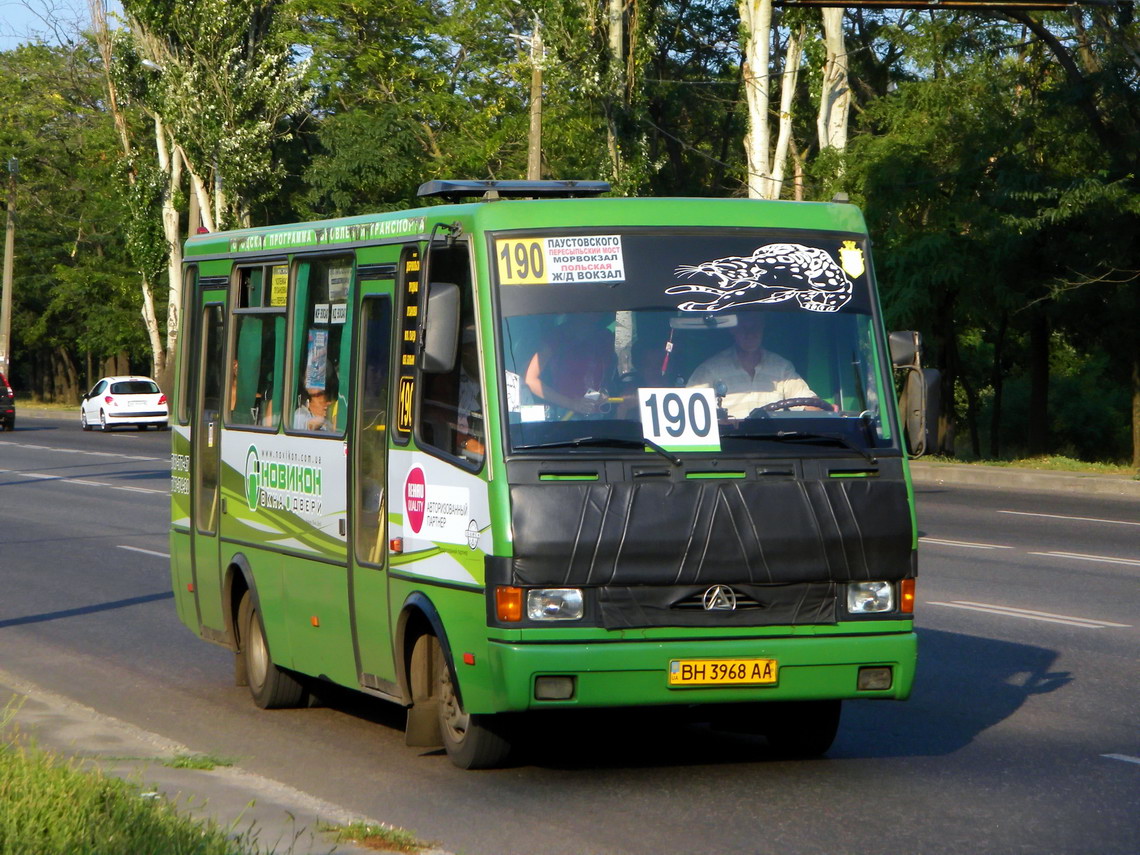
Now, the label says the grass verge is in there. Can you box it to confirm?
[318,821,433,853]
[1,715,268,854]
[924,454,1137,476]
[163,752,237,771]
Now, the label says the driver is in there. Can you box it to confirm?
[686,312,820,418]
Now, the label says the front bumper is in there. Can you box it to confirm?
[106,410,168,424]
[474,629,917,713]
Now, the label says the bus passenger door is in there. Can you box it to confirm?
[189,303,227,638]
[350,293,397,691]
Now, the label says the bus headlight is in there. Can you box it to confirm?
[526,588,584,621]
[847,581,895,614]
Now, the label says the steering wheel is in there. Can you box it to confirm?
[749,396,834,417]
[617,370,642,387]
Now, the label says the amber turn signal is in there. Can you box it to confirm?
[496,586,523,622]
[899,578,916,613]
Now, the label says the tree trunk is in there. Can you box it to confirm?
[91,1,166,381]
[770,25,804,197]
[938,328,959,455]
[1027,312,1050,456]
[961,371,981,458]
[739,2,801,200]
[817,8,850,153]
[54,347,79,403]
[988,312,1009,458]
[1131,353,1140,470]
[740,0,774,199]
[157,124,184,380]
[182,146,217,233]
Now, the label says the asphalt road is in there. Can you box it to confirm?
[1,411,1137,855]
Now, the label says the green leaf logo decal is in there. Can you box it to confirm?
[245,445,261,511]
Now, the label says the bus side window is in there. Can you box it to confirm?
[292,257,353,435]
[228,265,285,428]
[417,246,483,465]
[355,296,392,565]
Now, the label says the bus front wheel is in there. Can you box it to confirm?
[762,699,842,758]
[238,591,306,710]
[429,635,511,769]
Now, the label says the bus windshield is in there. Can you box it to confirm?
[494,229,897,456]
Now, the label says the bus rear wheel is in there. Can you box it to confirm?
[428,635,511,769]
[238,591,306,710]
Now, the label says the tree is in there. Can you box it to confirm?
[848,11,1140,465]
[103,0,310,381]
[738,1,803,199]
[0,41,145,400]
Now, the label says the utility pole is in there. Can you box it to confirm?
[510,16,544,180]
[0,158,16,379]
[526,16,543,180]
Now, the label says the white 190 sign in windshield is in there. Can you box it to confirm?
[638,387,721,452]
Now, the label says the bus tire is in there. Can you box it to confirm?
[762,699,842,758]
[238,591,306,710]
[430,635,512,769]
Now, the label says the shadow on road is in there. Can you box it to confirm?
[0,420,58,433]
[292,626,1068,770]
[0,592,174,629]
[833,626,1071,759]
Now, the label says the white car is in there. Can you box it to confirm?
[81,376,169,431]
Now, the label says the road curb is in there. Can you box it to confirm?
[0,668,450,855]
[909,461,1140,499]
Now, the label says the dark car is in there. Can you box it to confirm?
[0,372,14,430]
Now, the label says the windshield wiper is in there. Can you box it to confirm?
[731,430,878,464]
[513,435,682,466]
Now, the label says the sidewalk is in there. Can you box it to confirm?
[0,668,441,855]
[908,459,1140,499]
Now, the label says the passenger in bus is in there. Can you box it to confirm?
[456,327,484,459]
[524,313,616,417]
[293,386,334,431]
[686,313,820,418]
[616,336,669,418]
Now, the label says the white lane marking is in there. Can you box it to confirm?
[1029,551,1140,569]
[117,545,170,558]
[927,600,1131,628]
[0,469,166,495]
[919,537,1014,550]
[0,441,164,462]
[999,510,1140,528]
[1102,754,1140,766]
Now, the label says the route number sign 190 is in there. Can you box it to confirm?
[638,387,721,452]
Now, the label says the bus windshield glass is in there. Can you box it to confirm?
[494,229,897,456]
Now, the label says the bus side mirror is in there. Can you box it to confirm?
[420,281,460,374]
[889,330,920,368]
[889,331,940,457]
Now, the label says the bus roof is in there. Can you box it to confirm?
[183,195,868,260]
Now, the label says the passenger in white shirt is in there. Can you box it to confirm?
[686,313,819,418]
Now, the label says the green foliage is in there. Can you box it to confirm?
[121,159,169,284]
[845,12,1140,461]
[162,753,236,770]
[0,736,265,854]
[3,6,1138,460]
[119,0,312,227]
[318,820,428,853]
[0,42,146,392]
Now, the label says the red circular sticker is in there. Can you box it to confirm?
[404,467,426,534]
